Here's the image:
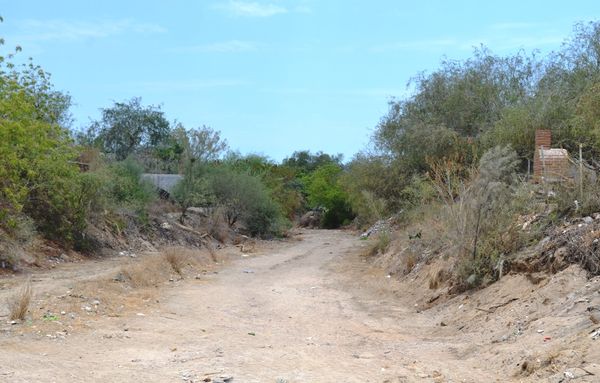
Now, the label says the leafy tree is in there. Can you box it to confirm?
[88,97,170,160]
[186,125,228,162]
[171,163,213,223]
[0,37,88,246]
[283,150,343,175]
[303,164,354,228]
[207,167,285,237]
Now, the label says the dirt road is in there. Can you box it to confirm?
[1,230,596,382]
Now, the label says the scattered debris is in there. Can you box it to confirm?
[360,218,393,239]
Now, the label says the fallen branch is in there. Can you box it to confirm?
[173,222,210,239]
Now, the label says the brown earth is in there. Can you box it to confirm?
[0,230,599,382]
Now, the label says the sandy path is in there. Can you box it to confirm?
[0,230,526,382]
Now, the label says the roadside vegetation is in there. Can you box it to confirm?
[3,17,600,293]
[352,21,600,290]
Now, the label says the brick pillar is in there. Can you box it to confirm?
[533,130,551,182]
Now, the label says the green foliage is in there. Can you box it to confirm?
[171,163,213,221]
[283,150,343,175]
[87,97,171,161]
[223,153,304,220]
[78,159,156,233]
[303,163,354,228]
[207,167,287,237]
[106,159,156,209]
[0,46,88,246]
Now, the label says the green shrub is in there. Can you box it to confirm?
[207,167,287,237]
[303,163,354,228]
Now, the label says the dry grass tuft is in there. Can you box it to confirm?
[120,256,171,288]
[166,246,215,268]
[208,207,230,243]
[428,264,450,289]
[403,252,418,274]
[8,278,32,321]
[163,247,193,275]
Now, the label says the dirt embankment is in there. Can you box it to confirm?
[0,230,599,382]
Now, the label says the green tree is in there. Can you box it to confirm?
[207,167,285,237]
[88,97,171,160]
[303,164,354,228]
[0,37,88,247]
[171,163,213,223]
[283,150,343,175]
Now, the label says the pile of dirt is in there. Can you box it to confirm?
[366,211,600,381]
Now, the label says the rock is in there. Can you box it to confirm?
[161,222,172,230]
[583,216,594,224]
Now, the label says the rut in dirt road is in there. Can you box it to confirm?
[2,230,499,382]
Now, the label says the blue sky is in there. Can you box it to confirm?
[2,1,600,161]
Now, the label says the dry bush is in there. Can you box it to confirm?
[428,263,451,289]
[208,207,230,243]
[163,248,190,275]
[428,146,536,290]
[120,256,172,288]
[162,246,211,275]
[7,278,32,321]
[403,251,418,273]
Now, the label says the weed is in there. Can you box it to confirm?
[7,278,32,321]
[363,230,392,257]
[120,256,171,288]
[163,247,191,275]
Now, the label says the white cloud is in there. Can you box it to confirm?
[216,1,288,17]
[14,18,166,43]
[170,40,260,53]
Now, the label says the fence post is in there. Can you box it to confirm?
[580,144,584,202]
